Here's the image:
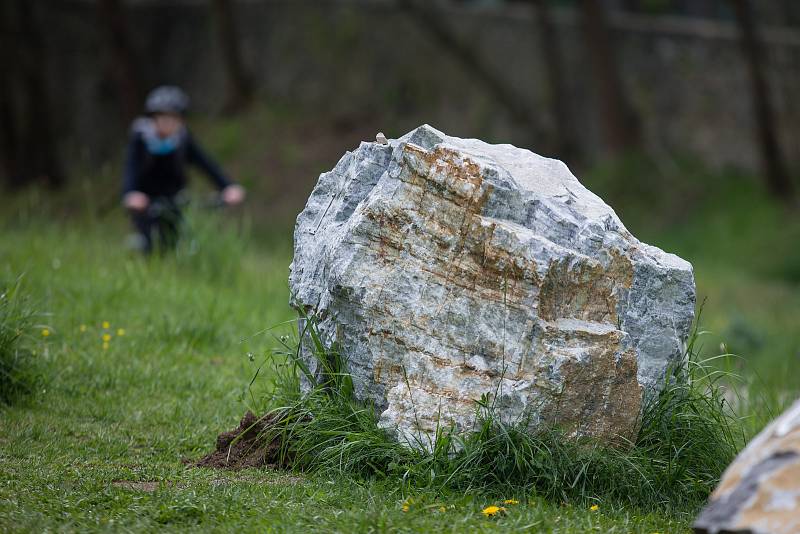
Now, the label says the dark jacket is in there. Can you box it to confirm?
[122,119,231,198]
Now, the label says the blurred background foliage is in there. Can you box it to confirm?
[1,0,799,402]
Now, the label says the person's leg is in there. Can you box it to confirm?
[129,211,154,254]
[154,199,182,253]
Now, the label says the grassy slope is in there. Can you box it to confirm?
[1,116,798,532]
[1,213,685,533]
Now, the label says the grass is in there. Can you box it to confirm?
[244,309,741,517]
[0,277,45,405]
[0,207,694,532]
[0,128,797,531]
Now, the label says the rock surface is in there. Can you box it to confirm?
[289,125,695,446]
[694,399,800,534]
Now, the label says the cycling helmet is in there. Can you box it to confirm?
[144,86,189,115]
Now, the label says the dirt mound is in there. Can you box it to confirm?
[192,411,289,470]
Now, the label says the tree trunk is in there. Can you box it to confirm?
[730,0,793,201]
[97,0,145,122]
[14,0,65,188]
[399,0,537,132]
[0,2,22,187]
[211,0,253,113]
[0,73,21,188]
[580,0,641,155]
[531,0,580,161]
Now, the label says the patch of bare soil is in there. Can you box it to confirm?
[191,411,290,470]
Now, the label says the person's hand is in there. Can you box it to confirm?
[222,184,246,206]
[123,191,150,212]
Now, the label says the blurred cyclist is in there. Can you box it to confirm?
[121,86,245,253]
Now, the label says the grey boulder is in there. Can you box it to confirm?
[289,125,695,446]
[694,399,800,534]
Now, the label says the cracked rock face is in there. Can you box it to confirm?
[694,399,800,534]
[290,125,695,446]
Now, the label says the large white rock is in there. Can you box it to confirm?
[289,125,695,446]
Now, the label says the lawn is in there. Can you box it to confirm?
[1,153,798,532]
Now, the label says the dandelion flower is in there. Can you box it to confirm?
[117,328,126,336]
[79,324,87,332]
[102,321,110,329]
[503,499,519,505]
[401,496,415,513]
[102,333,111,342]
[482,505,505,517]
[439,506,446,513]
[41,328,50,337]
[590,504,599,512]
[102,342,109,350]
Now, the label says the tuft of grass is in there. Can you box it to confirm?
[0,277,46,405]
[250,314,743,513]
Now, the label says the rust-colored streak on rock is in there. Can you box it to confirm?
[539,252,633,324]
[536,324,642,444]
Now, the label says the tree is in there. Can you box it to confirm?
[531,0,580,161]
[0,80,21,187]
[580,0,641,155]
[211,0,253,113]
[1,1,64,188]
[0,2,22,186]
[398,0,538,134]
[97,0,145,122]
[730,0,793,201]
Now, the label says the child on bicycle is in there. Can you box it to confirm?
[122,86,245,253]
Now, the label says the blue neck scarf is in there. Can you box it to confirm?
[132,117,186,156]
[144,133,180,155]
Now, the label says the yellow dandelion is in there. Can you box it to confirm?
[117,328,126,336]
[79,324,87,332]
[102,342,109,350]
[439,506,446,513]
[401,496,414,513]
[482,505,506,517]
[589,504,599,512]
[503,499,519,505]
[41,328,50,337]
[102,333,111,342]
[102,321,110,329]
